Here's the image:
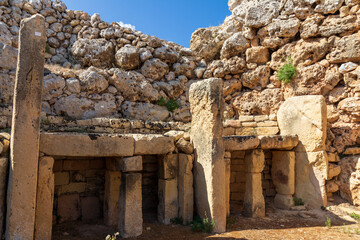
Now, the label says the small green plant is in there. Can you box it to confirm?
[191,213,215,233]
[170,217,184,225]
[166,99,180,112]
[157,97,166,106]
[350,212,360,222]
[45,43,51,54]
[105,232,119,240]
[355,228,360,235]
[293,197,304,206]
[325,217,332,228]
[277,57,297,83]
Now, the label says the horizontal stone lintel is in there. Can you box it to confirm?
[224,135,298,151]
[40,132,174,157]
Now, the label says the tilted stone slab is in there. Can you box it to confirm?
[259,135,299,150]
[40,132,134,157]
[224,135,260,151]
[133,134,175,155]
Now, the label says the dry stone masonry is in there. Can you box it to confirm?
[0,0,360,238]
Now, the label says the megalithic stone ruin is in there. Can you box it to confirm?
[189,78,226,233]
[5,14,46,240]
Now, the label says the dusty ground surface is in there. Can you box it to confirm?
[52,197,360,240]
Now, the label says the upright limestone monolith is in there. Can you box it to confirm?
[5,14,46,240]
[189,78,226,233]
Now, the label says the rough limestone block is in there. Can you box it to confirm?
[223,136,260,151]
[243,173,265,218]
[295,151,328,208]
[277,95,327,152]
[178,154,193,224]
[133,134,175,155]
[159,154,178,180]
[0,158,8,238]
[118,173,142,238]
[189,78,226,233]
[259,135,299,150]
[6,14,46,240]
[225,157,231,217]
[40,133,134,157]
[327,163,341,180]
[121,156,142,172]
[34,157,54,240]
[271,151,295,195]
[245,149,265,173]
[104,171,121,226]
[158,179,178,224]
[274,194,294,209]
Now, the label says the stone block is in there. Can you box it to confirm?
[271,151,295,195]
[277,95,327,152]
[54,172,69,186]
[164,130,184,141]
[243,173,265,217]
[178,154,193,224]
[40,132,135,157]
[57,194,81,223]
[159,154,178,180]
[259,135,299,150]
[158,179,178,225]
[104,171,121,226]
[81,196,100,220]
[35,157,54,240]
[225,157,230,217]
[133,134,175,155]
[120,156,142,172]
[244,149,265,173]
[0,158,8,237]
[118,173,142,238]
[189,78,226,233]
[57,182,86,195]
[224,136,260,151]
[274,194,294,210]
[254,115,269,122]
[6,14,46,240]
[338,156,360,205]
[255,127,279,135]
[63,159,90,171]
[328,163,341,180]
[295,151,328,208]
[176,138,194,154]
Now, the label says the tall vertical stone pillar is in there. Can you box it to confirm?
[34,156,54,240]
[224,152,231,217]
[189,78,226,233]
[6,14,46,240]
[243,149,265,217]
[277,95,327,208]
[178,154,194,224]
[104,171,121,226]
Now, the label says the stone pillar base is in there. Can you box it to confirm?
[274,194,294,209]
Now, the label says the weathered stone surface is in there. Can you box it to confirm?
[120,156,142,172]
[178,154,193,223]
[164,130,184,141]
[6,14,46,240]
[0,42,17,70]
[104,171,121,226]
[115,45,140,70]
[53,94,94,119]
[121,101,169,122]
[277,96,327,152]
[189,78,226,233]
[314,0,344,14]
[159,154,178,180]
[0,73,15,104]
[328,163,341,180]
[154,45,180,64]
[158,178,178,224]
[71,38,115,67]
[57,194,81,223]
[220,32,250,59]
[274,194,294,210]
[141,58,168,80]
[40,133,135,157]
[224,136,260,151]
[176,138,194,154]
[42,73,66,101]
[327,33,360,63]
[81,196,100,220]
[243,173,265,217]
[272,151,295,195]
[245,149,265,173]
[119,173,142,238]
[300,14,325,39]
[259,135,299,150]
[242,0,280,28]
[245,46,269,64]
[79,68,108,94]
[133,134,175,155]
[34,156,54,240]
[338,155,360,205]
[241,65,270,91]
[295,151,328,208]
[0,158,8,238]
[225,156,231,217]
[319,15,360,37]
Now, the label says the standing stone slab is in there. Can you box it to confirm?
[189,78,226,233]
[158,178,178,224]
[0,158,8,238]
[104,171,121,226]
[159,154,178,180]
[34,156,54,240]
[118,173,142,238]
[6,14,46,240]
[243,173,265,217]
[178,154,193,224]
[225,156,231,217]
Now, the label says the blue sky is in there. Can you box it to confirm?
[62,0,231,47]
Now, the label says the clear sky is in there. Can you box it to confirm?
[62,0,231,47]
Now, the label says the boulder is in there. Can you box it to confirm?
[42,73,65,101]
[0,22,12,46]
[319,15,360,37]
[241,0,281,28]
[115,45,140,70]
[0,73,15,104]
[121,101,169,121]
[315,0,344,14]
[79,68,108,94]
[338,155,360,206]
[241,65,270,91]
[300,14,325,39]
[220,32,250,59]
[154,45,180,64]
[53,94,94,119]
[246,46,269,64]
[141,58,169,81]
[327,33,360,63]
[71,38,115,67]
[0,42,17,70]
